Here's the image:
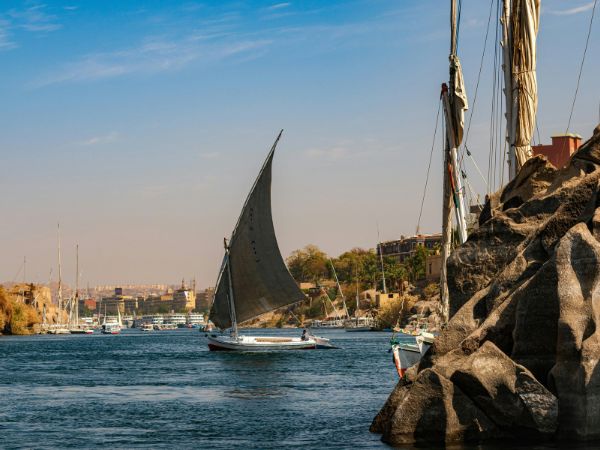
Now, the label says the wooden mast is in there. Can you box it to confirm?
[440,0,464,325]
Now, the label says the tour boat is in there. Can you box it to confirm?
[206,131,336,352]
[101,307,122,335]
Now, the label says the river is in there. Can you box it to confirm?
[0,328,406,449]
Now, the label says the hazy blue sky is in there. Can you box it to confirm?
[1,0,598,287]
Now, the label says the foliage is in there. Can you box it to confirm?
[377,295,418,329]
[286,245,329,283]
[405,245,429,281]
[423,283,440,299]
[0,286,40,335]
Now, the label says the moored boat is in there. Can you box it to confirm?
[391,331,435,377]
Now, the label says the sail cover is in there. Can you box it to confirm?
[508,0,540,171]
[450,54,468,147]
[209,133,306,329]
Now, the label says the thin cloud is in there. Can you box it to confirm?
[267,3,291,11]
[8,4,62,32]
[546,2,595,15]
[0,20,16,50]
[305,146,349,161]
[32,36,271,88]
[78,132,120,146]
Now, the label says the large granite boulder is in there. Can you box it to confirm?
[373,124,600,444]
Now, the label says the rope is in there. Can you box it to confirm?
[416,99,442,234]
[566,0,597,134]
[462,0,495,151]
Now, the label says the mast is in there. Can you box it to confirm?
[502,0,540,179]
[354,264,360,319]
[57,223,63,326]
[377,225,388,294]
[225,241,238,338]
[75,244,79,327]
[329,259,349,319]
[440,0,470,324]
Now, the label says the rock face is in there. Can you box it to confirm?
[372,124,600,445]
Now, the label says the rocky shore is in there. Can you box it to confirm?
[371,124,600,445]
[0,284,61,335]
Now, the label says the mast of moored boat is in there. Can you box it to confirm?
[329,259,349,320]
[440,0,470,324]
[57,222,63,327]
[377,225,387,294]
[74,244,79,329]
[354,264,360,319]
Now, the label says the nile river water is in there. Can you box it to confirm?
[0,328,405,449]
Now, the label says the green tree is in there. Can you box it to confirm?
[286,245,329,283]
[406,245,428,281]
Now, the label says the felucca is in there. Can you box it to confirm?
[206,131,336,351]
[392,0,541,377]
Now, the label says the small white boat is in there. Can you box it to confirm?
[48,327,71,335]
[391,332,435,377]
[140,323,153,332]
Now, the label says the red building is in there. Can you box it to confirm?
[532,133,582,168]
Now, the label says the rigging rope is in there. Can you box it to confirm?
[566,0,598,134]
[416,99,442,234]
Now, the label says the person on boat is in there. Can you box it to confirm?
[301,329,308,341]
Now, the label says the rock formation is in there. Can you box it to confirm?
[372,124,600,445]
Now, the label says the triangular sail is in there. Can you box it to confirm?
[209,131,306,330]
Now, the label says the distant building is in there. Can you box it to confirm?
[375,292,401,309]
[377,234,442,263]
[196,288,214,311]
[532,133,582,168]
[172,279,196,311]
[426,254,442,282]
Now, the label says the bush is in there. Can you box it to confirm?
[377,295,418,329]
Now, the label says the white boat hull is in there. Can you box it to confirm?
[344,326,372,332]
[207,334,336,351]
[392,333,434,377]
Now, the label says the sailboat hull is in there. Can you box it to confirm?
[207,334,336,351]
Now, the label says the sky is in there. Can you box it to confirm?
[0,0,599,287]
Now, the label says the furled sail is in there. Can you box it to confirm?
[503,0,540,177]
[209,131,306,330]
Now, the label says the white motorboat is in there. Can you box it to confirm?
[206,131,336,352]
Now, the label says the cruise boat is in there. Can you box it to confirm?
[206,131,336,352]
[164,313,186,327]
[187,313,205,328]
